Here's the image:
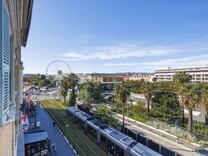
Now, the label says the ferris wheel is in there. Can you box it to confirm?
[46,60,71,81]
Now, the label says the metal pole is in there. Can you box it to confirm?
[122,102,125,133]
[127,102,128,135]
[175,119,178,142]
[182,101,185,126]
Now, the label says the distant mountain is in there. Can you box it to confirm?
[90,72,154,77]
[23,72,155,78]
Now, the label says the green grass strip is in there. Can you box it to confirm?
[40,99,107,156]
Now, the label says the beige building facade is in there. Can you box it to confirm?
[155,65,208,83]
[0,0,33,156]
[0,122,14,156]
[129,73,154,82]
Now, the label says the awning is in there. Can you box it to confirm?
[24,130,49,144]
[20,0,34,47]
[4,0,34,47]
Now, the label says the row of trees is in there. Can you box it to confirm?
[59,71,208,133]
[59,75,121,129]
[115,72,208,133]
[60,75,105,106]
[24,73,54,87]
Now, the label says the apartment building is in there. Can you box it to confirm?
[88,73,155,83]
[129,73,155,82]
[0,0,33,156]
[90,75,129,83]
[155,65,208,83]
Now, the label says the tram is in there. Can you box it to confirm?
[66,106,161,156]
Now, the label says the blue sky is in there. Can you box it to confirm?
[22,0,208,74]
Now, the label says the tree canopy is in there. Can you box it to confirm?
[182,83,202,132]
[115,82,130,105]
[78,81,104,106]
[151,91,182,123]
[139,81,156,114]
[94,105,120,130]
[68,73,79,106]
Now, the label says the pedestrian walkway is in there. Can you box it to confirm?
[36,106,76,156]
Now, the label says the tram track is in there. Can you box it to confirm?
[40,101,87,156]
[40,100,107,156]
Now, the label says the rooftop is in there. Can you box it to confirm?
[67,106,80,113]
[132,143,162,156]
[75,111,93,121]
[24,130,48,144]
[103,127,135,146]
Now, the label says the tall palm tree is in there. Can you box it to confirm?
[173,71,192,84]
[182,83,201,132]
[60,88,67,102]
[115,82,130,133]
[60,76,69,102]
[140,81,155,114]
[68,73,79,106]
[201,84,208,123]
[57,69,63,75]
[152,77,157,83]
[173,71,192,126]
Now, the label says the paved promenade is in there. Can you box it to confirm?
[36,106,76,156]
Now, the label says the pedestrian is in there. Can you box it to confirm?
[53,121,55,127]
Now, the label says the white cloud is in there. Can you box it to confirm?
[61,42,177,60]
[60,38,208,63]
[103,54,208,67]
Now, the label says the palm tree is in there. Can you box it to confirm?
[68,73,79,106]
[173,71,192,126]
[60,76,69,102]
[60,88,67,102]
[201,84,208,124]
[115,82,130,133]
[173,71,192,84]
[182,83,201,132]
[57,69,63,75]
[140,81,155,114]
[94,105,111,122]
[95,105,120,130]
[152,77,157,83]
[82,83,94,106]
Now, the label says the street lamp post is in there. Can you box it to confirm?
[127,102,129,135]
[122,102,125,133]
[175,119,179,142]
[127,103,128,122]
